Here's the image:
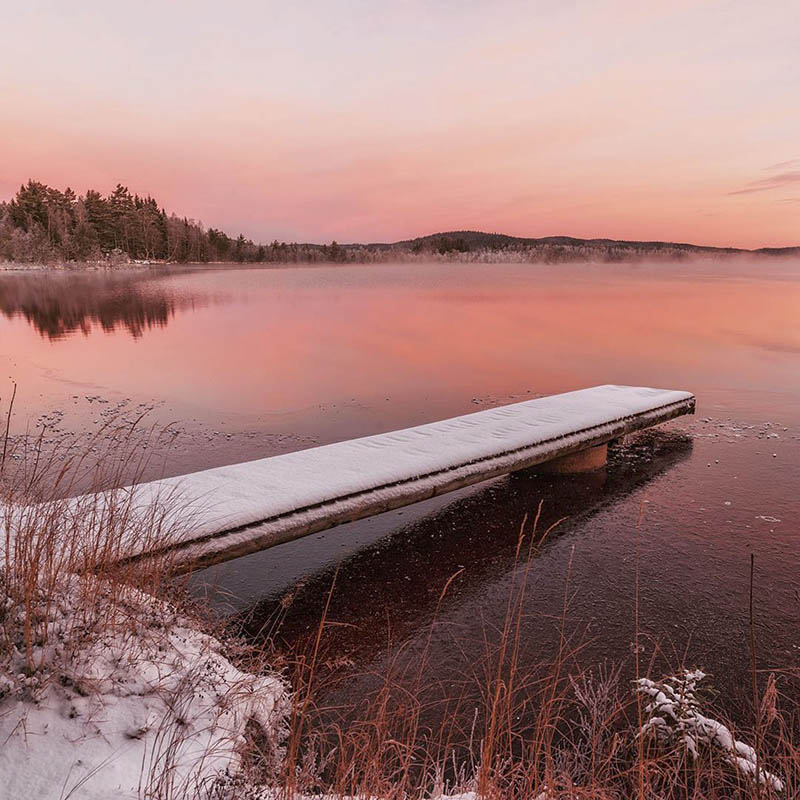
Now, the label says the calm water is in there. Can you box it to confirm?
[2,260,799,728]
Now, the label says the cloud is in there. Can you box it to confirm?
[729,171,800,195]
[763,158,800,171]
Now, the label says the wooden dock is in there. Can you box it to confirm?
[99,384,694,574]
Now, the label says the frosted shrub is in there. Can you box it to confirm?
[636,669,783,793]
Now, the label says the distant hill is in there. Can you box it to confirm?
[754,245,800,257]
[383,230,799,257]
[344,229,799,264]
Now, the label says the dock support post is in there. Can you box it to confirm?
[538,443,608,474]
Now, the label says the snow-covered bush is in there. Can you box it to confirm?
[637,669,784,793]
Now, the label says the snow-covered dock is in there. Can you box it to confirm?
[121,385,694,573]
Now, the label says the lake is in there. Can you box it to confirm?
[1,259,799,732]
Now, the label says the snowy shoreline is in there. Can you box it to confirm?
[0,573,288,799]
[1,573,786,799]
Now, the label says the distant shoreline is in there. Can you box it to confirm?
[3,248,800,274]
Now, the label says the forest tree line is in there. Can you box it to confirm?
[0,180,349,264]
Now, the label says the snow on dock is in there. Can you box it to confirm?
[112,385,695,573]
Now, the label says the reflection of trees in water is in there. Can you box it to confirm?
[0,271,205,339]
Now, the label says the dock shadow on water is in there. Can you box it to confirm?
[207,429,694,761]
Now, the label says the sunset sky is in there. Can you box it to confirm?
[2,1,798,248]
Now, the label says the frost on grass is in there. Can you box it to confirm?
[0,572,289,800]
[637,669,784,793]
[207,782,478,800]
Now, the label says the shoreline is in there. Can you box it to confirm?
[3,249,800,275]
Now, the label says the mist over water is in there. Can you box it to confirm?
[2,258,799,732]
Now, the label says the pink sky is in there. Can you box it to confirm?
[1,0,798,248]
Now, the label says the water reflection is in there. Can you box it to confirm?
[234,430,693,670]
[0,269,212,340]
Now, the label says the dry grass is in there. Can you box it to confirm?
[231,508,799,800]
[0,395,188,681]
[0,395,289,800]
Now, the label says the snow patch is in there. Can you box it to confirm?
[0,574,289,800]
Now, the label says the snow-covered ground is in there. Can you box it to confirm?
[0,574,288,800]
